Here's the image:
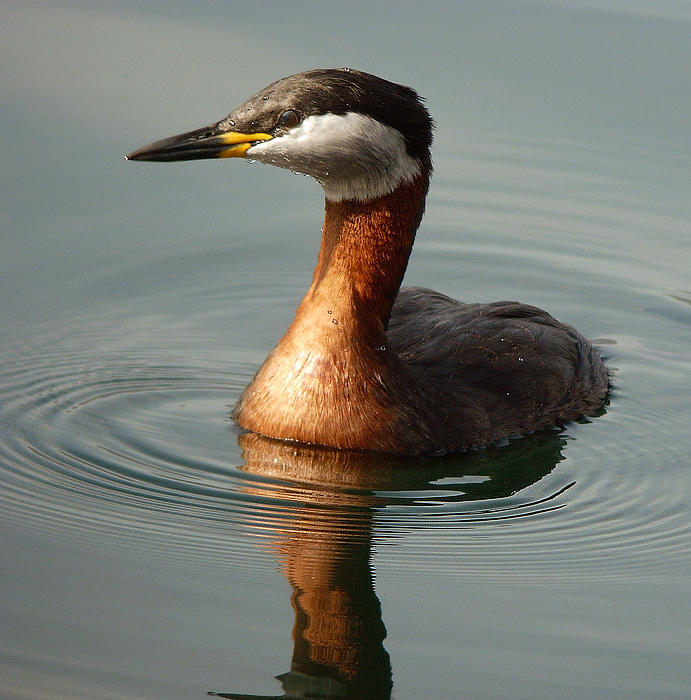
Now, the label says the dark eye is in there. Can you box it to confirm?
[277,110,300,129]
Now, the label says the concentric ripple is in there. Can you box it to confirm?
[0,347,249,556]
[1,330,689,585]
[0,341,569,531]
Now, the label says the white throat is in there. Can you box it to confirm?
[246,112,423,202]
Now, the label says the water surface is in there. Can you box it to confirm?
[1,2,690,699]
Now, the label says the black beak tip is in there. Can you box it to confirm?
[125,146,154,161]
[125,148,142,161]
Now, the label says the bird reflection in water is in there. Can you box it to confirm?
[209,431,568,699]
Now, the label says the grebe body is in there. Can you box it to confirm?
[128,68,608,454]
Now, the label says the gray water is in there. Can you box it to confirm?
[2,2,690,699]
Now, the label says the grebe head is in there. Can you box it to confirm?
[127,68,434,202]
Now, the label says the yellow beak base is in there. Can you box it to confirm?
[217,131,274,159]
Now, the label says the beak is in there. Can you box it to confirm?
[126,122,273,162]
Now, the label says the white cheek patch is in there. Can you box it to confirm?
[247,112,422,202]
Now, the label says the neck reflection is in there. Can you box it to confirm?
[277,494,390,699]
[212,431,567,699]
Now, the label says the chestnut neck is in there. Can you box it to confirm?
[299,171,430,342]
[233,169,432,451]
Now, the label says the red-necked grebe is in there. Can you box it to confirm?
[127,68,608,454]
